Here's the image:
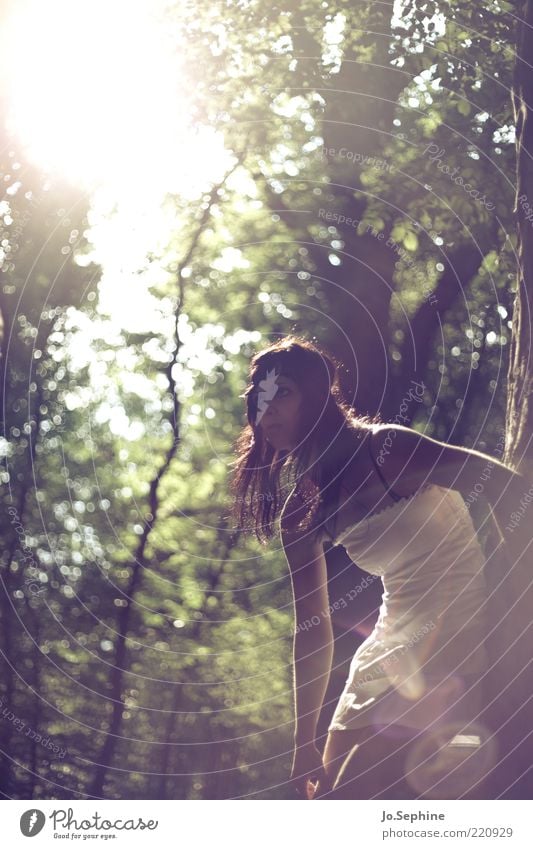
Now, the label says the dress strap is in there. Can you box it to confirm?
[367,429,403,502]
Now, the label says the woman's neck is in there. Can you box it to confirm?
[300,423,363,490]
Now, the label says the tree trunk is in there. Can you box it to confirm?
[480,1,533,799]
[506,0,533,474]
[88,176,231,798]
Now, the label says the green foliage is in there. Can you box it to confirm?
[0,0,521,800]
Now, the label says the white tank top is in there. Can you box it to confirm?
[326,481,490,705]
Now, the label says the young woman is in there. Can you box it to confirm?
[229,335,532,800]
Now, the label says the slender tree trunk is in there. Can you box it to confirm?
[88,172,236,798]
[506,0,533,474]
[26,613,43,799]
[155,683,186,799]
[480,2,533,799]
[156,525,239,799]
[0,356,47,797]
[0,487,33,798]
[88,408,182,798]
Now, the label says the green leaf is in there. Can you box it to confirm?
[403,232,419,252]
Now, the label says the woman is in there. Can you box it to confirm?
[229,335,532,800]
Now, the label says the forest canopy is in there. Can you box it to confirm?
[0,0,530,800]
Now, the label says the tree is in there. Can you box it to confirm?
[1,0,531,800]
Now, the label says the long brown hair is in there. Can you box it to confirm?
[228,334,379,545]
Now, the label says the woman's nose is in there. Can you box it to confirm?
[265,405,281,423]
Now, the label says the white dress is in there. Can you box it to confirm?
[324,481,490,734]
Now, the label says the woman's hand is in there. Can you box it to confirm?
[289,742,329,799]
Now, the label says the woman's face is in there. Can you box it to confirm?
[254,371,303,451]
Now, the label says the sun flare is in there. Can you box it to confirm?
[1,0,235,339]
[1,0,230,198]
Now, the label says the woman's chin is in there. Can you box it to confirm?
[267,436,293,453]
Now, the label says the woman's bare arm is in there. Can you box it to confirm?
[371,424,533,561]
[280,493,333,746]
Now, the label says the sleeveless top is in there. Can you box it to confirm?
[324,426,490,731]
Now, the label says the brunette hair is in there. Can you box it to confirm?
[228,334,379,545]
